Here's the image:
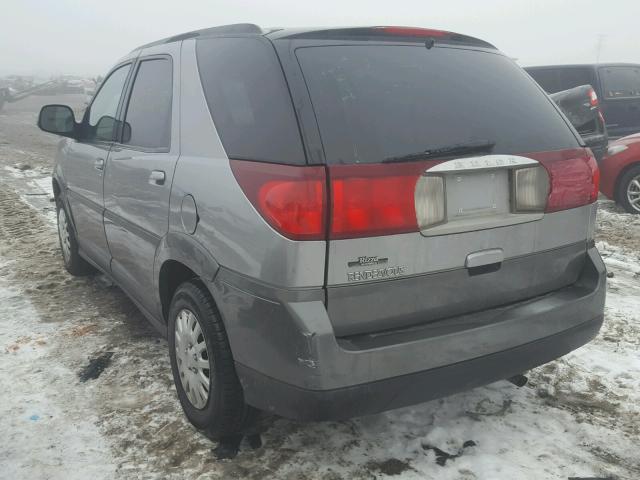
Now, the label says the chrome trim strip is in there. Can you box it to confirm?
[427,155,538,173]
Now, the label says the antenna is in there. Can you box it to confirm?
[595,34,606,64]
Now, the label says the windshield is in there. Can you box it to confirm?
[296,45,580,164]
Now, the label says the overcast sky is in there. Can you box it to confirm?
[2,0,639,77]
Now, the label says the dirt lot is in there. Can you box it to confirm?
[1,95,639,480]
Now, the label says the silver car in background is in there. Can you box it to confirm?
[38,24,606,440]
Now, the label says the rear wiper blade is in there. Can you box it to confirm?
[382,140,496,163]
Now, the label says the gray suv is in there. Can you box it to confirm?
[38,24,606,440]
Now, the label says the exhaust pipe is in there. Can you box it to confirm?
[507,374,528,387]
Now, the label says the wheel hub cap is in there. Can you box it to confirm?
[627,175,640,213]
[57,208,71,262]
[174,309,211,409]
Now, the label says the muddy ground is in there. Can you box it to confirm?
[1,95,639,480]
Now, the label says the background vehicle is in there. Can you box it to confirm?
[600,133,640,213]
[0,81,57,111]
[0,77,90,112]
[525,63,640,138]
[549,84,608,161]
[37,24,606,440]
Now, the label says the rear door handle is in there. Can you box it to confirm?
[465,248,504,268]
[94,158,105,171]
[149,170,166,185]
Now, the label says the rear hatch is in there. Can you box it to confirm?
[290,30,599,336]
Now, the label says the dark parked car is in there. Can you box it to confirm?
[37,24,606,440]
[549,84,608,161]
[525,63,640,139]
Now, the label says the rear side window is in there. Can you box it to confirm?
[600,66,640,99]
[122,58,173,149]
[296,46,579,164]
[197,37,305,164]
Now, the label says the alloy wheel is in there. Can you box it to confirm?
[627,175,640,213]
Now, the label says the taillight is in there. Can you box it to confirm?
[589,88,599,107]
[415,175,446,229]
[533,149,599,213]
[329,163,429,239]
[232,149,599,242]
[230,160,326,240]
[513,166,550,212]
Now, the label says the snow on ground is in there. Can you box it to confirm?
[0,95,639,479]
[0,259,115,479]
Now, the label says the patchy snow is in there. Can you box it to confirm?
[0,259,115,480]
[2,166,56,226]
[0,95,639,479]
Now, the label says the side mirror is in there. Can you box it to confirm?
[38,105,77,138]
[94,115,117,142]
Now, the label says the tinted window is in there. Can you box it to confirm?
[600,66,640,99]
[122,58,173,149]
[526,68,560,93]
[555,68,594,92]
[196,37,305,164]
[87,64,131,142]
[297,46,579,164]
[527,67,595,94]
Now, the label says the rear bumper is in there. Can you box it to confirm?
[237,315,603,421]
[213,247,606,421]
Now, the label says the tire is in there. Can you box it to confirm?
[616,164,640,214]
[56,200,94,275]
[168,280,257,440]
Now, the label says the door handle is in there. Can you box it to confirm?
[149,170,166,185]
[94,158,105,171]
[465,248,504,268]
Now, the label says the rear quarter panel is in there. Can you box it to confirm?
[169,38,325,289]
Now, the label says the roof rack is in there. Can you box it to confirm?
[133,23,262,52]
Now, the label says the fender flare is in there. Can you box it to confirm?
[153,231,221,319]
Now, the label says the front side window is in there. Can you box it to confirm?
[122,58,173,149]
[600,66,640,99]
[87,64,131,142]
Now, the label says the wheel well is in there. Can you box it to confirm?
[159,260,198,322]
[614,161,640,202]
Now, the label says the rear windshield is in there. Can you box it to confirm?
[296,45,579,164]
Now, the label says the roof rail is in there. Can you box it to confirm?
[133,23,262,52]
